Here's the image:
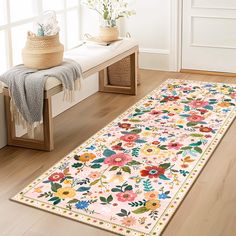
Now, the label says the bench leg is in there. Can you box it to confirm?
[4,92,54,151]
[99,51,138,95]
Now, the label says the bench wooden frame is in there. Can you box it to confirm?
[3,45,138,151]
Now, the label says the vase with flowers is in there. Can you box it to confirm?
[81,0,135,42]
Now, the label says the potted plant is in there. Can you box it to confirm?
[81,0,135,42]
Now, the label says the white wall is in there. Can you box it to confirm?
[122,0,171,70]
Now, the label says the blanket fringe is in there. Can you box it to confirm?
[10,98,40,139]
[8,78,80,138]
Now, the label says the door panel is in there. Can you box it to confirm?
[182,0,236,73]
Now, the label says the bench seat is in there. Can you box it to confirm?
[45,38,138,90]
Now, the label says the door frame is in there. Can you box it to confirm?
[170,0,236,75]
[169,0,183,72]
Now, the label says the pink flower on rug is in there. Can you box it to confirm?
[88,171,101,179]
[187,115,205,122]
[104,153,132,166]
[48,172,64,182]
[150,110,161,115]
[120,134,140,142]
[180,87,191,91]
[230,92,236,98]
[121,216,136,227]
[167,142,183,150]
[116,191,137,202]
[189,100,209,108]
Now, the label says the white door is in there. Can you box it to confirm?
[182,0,236,73]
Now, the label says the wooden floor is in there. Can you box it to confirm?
[0,70,236,236]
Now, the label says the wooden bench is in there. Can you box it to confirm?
[3,39,139,151]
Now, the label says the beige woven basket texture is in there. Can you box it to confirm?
[108,55,140,87]
[22,34,64,69]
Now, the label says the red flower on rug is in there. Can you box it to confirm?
[48,172,64,182]
[163,96,180,102]
[120,134,139,142]
[111,145,123,150]
[199,126,213,132]
[150,110,161,115]
[116,191,137,202]
[104,153,132,166]
[189,100,209,108]
[118,123,131,129]
[187,115,205,122]
[167,142,183,150]
[140,166,165,178]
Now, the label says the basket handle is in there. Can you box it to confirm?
[126,32,131,38]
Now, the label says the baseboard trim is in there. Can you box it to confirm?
[180,69,236,77]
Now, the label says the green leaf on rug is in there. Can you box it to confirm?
[51,183,62,192]
[49,197,60,202]
[133,112,144,116]
[111,188,122,192]
[92,158,105,163]
[159,163,170,169]
[77,187,91,192]
[100,195,113,204]
[116,209,130,217]
[128,199,146,207]
[72,163,83,168]
[107,195,113,203]
[129,129,142,134]
[190,141,202,147]
[109,166,119,171]
[132,206,149,214]
[204,105,214,110]
[184,105,190,112]
[135,139,147,143]
[127,160,142,166]
[181,146,192,150]
[103,149,116,157]
[100,196,107,203]
[124,185,133,191]
[159,145,167,150]
[90,179,99,186]
[53,199,61,205]
[159,174,170,180]
[190,133,204,137]
[122,166,131,174]
[67,199,79,204]
[90,164,102,169]
[129,119,141,122]
[194,147,203,153]
[143,179,154,192]
[131,147,140,157]
[187,122,198,127]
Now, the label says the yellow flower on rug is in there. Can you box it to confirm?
[55,187,76,199]
[141,145,160,156]
[145,200,161,210]
[79,153,96,162]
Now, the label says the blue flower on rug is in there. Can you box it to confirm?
[75,201,90,210]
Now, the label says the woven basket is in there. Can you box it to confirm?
[108,55,140,87]
[22,34,64,69]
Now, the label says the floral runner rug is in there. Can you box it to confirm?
[12,79,236,236]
